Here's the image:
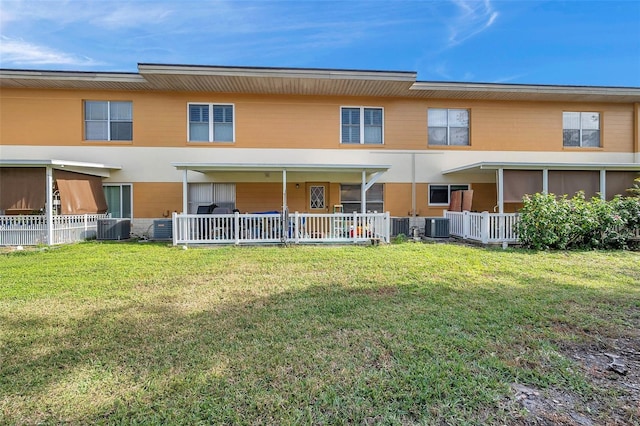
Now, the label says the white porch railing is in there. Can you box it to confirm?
[0,214,107,246]
[445,211,520,244]
[172,211,390,245]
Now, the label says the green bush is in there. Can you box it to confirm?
[515,192,640,250]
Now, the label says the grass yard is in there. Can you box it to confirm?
[1,242,639,425]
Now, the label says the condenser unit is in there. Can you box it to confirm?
[424,217,450,238]
[97,219,131,240]
[153,219,173,240]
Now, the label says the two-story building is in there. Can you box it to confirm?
[1,63,639,243]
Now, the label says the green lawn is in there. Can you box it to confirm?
[1,242,638,425]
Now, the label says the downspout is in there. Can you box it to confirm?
[411,153,416,217]
[282,169,287,212]
[46,166,54,245]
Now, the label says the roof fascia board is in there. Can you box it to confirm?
[411,81,640,97]
[0,69,146,84]
[171,162,391,173]
[0,159,122,170]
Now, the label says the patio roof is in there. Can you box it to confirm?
[0,159,122,177]
[443,161,640,175]
[171,162,391,174]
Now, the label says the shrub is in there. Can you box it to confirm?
[515,192,640,250]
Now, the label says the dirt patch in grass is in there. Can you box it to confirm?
[510,333,640,425]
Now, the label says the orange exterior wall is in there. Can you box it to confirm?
[133,182,182,218]
[1,88,636,153]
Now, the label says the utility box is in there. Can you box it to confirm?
[424,217,450,238]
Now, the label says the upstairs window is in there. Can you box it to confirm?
[428,108,469,146]
[189,103,234,142]
[563,112,600,147]
[85,101,132,141]
[341,107,383,144]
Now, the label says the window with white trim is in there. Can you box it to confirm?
[188,103,234,142]
[428,108,469,146]
[563,112,600,147]
[428,184,469,206]
[85,101,132,141]
[341,107,383,144]
[340,183,384,213]
[103,184,132,218]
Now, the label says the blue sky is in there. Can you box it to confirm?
[1,0,639,86]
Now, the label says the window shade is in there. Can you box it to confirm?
[0,168,46,212]
[503,170,543,203]
[55,170,108,214]
[606,171,638,200]
[549,170,599,199]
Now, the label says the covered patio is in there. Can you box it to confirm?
[442,162,640,245]
[0,159,121,246]
[170,162,392,244]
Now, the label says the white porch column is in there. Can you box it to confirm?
[46,166,54,245]
[182,170,188,214]
[282,169,287,212]
[600,170,606,200]
[361,170,366,214]
[497,168,504,214]
[411,153,416,217]
[542,169,549,194]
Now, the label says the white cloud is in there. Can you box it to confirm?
[0,37,99,67]
[448,0,499,47]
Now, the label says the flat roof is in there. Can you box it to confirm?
[171,162,390,174]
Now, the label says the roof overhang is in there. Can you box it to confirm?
[171,162,390,174]
[409,82,640,103]
[443,161,640,175]
[0,159,122,177]
[0,69,149,91]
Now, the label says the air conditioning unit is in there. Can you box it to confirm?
[424,217,450,238]
[97,219,131,240]
[391,217,410,237]
[153,219,173,240]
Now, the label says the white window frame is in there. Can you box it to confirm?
[427,108,470,146]
[562,111,601,148]
[340,183,384,213]
[84,100,133,141]
[428,184,470,206]
[187,103,235,143]
[340,106,384,145]
[103,183,133,218]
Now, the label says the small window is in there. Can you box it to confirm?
[103,184,132,218]
[428,184,469,206]
[341,107,383,144]
[85,101,132,141]
[310,186,326,210]
[563,112,600,147]
[428,108,469,146]
[188,103,234,142]
[340,183,384,213]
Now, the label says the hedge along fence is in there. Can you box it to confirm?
[515,192,640,250]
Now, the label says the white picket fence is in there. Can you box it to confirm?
[445,211,520,244]
[0,214,107,246]
[172,211,390,245]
